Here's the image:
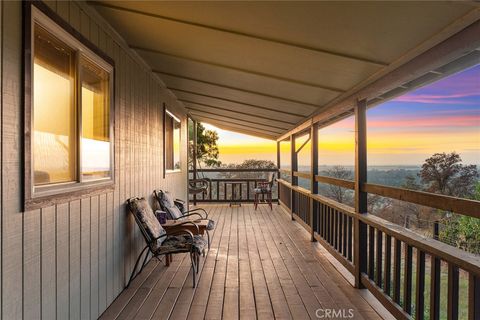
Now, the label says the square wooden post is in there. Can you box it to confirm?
[192,120,198,205]
[276,140,281,204]
[354,99,368,289]
[277,140,281,179]
[310,122,318,241]
[290,135,297,220]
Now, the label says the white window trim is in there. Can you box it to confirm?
[29,6,115,199]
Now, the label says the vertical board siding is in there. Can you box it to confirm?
[41,206,57,320]
[2,1,23,319]
[0,0,189,319]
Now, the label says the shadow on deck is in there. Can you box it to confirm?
[100,204,390,319]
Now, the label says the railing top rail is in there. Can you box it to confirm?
[283,171,480,219]
[207,178,271,182]
[190,168,279,173]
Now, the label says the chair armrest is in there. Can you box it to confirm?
[257,181,270,188]
[180,212,205,220]
[184,208,209,219]
[189,179,209,186]
[167,221,200,234]
[165,229,195,245]
[147,233,169,247]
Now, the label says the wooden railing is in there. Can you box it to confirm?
[277,176,480,320]
[189,168,278,203]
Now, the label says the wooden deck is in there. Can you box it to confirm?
[100,204,388,320]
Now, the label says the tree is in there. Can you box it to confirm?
[402,175,420,191]
[221,159,276,180]
[189,122,221,168]
[323,166,353,205]
[418,152,478,197]
[419,153,480,254]
[439,182,480,254]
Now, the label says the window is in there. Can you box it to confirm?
[26,6,114,202]
[165,109,181,172]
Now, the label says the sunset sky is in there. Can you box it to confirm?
[202,64,480,166]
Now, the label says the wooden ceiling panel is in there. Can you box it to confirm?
[183,103,295,128]
[158,72,328,108]
[91,5,383,91]
[191,115,279,140]
[95,1,477,64]
[174,92,309,123]
[90,1,480,139]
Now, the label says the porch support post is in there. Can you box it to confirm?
[354,99,368,289]
[310,121,318,241]
[290,134,297,220]
[277,140,281,180]
[193,120,198,205]
[277,140,281,204]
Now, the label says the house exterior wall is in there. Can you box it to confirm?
[0,1,189,318]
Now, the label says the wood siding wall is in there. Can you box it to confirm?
[0,1,189,319]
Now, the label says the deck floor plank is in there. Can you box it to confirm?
[100,204,387,320]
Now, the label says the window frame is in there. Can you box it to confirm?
[163,105,182,175]
[24,2,115,209]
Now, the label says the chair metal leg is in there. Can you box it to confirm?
[190,252,197,288]
[127,245,150,288]
[196,254,200,274]
[207,231,211,249]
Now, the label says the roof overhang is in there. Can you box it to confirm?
[89,1,480,140]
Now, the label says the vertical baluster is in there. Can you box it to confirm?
[447,263,459,320]
[430,255,441,320]
[342,213,348,256]
[321,204,325,239]
[335,210,339,249]
[328,207,332,244]
[208,179,212,200]
[376,230,383,287]
[339,212,343,253]
[393,239,401,304]
[240,183,243,201]
[247,181,250,201]
[416,250,425,320]
[403,244,413,314]
[368,226,375,280]
[468,274,480,320]
[216,180,219,201]
[325,206,329,242]
[224,182,227,201]
[347,217,353,261]
[384,235,392,297]
[333,209,338,249]
[324,205,328,240]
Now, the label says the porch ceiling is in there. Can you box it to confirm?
[90,1,479,139]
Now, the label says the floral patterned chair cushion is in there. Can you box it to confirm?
[160,191,183,219]
[128,198,166,251]
[206,220,215,230]
[155,235,207,255]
